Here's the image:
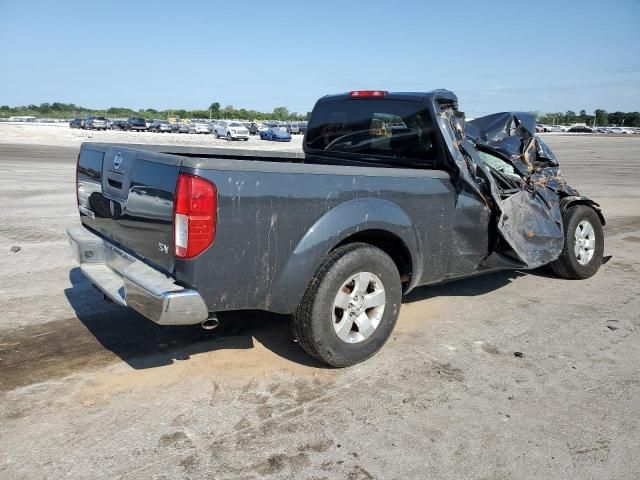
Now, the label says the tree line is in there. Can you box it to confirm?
[2,102,638,127]
[0,101,311,122]
[533,109,640,127]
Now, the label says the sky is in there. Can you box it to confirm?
[1,0,639,116]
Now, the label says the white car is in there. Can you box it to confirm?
[189,122,212,134]
[214,121,250,141]
[608,127,633,134]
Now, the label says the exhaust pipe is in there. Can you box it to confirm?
[201,315,219,330]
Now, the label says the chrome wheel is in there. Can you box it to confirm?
[574,220,596,265]
[332,272,386,344]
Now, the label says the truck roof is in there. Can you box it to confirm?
[317,89,458,107]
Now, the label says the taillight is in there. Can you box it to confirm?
[173,174,217,259]
[349,90,388,98]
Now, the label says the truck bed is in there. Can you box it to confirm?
[77,142,461,314]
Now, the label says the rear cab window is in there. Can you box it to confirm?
[305,99,440,167]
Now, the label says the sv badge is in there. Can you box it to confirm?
[158,242,169,254]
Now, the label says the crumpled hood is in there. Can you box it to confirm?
[465,112,579,196]
[435,106,586,269]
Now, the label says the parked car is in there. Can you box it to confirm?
[288,122,301,134]
[68,89,605,367]
[568,126,593,133]
[85,116,109,130]
[69,118,85,129]
[260,126,292,142]
[214,120,250,140]
[298,121,308,134]
[172,123,190,134]
[126,117,148,131]
[608,127,632,134]
[145,119,153,129]
[110,120,127,130]
[188,122,212,134]
[149,120,173,133]
[244,122,260,135]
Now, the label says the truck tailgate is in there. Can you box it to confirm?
[77,144,181,272]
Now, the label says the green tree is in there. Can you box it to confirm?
[565,110,577,124]
[209,102,220,117]
[608,111,624,126]
[222,105,234,118]
[578,110,587,122]
[272,106,289,120]
[623,112,640,127]
[594,109,608,126]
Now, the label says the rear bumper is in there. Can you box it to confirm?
[67,225,209,325]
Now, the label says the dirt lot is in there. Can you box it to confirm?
[0,132,639,479]
[0,122,304,151]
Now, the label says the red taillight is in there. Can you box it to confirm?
[349,90,388,98]
[173,174,217,259]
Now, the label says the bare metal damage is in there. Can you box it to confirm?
[436,105,603,269]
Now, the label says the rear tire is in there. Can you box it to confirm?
[292,243,402,367]
[550,205,604,279]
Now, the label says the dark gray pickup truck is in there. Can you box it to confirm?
[67,90,605,366]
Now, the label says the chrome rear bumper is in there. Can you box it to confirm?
[67,225,209,325]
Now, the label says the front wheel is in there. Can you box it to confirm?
[550,205,604,279]
[227,133,232,141]
[292,243,402,367]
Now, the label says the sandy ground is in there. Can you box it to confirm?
[0,134,639,479]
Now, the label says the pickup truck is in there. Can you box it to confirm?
[125,117,148,131]
[67,89,605,367]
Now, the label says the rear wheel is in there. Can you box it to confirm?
[292,243,402,367]
[550,205,604,279]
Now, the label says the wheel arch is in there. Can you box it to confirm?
[268,198,422,313]
[332,230,413,291]
[560,196,606,226]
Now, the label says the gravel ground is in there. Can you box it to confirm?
[0,134,638,480]
[0,123,304,151]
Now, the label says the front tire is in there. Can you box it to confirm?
[292,243,402,367]
[550,205,604,279]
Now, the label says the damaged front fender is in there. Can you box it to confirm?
[560,196,606,226]
[435,97,600,270]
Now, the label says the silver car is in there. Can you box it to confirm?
[188,122,213,134]
[85,116,108,130]
[215,120,250,140]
